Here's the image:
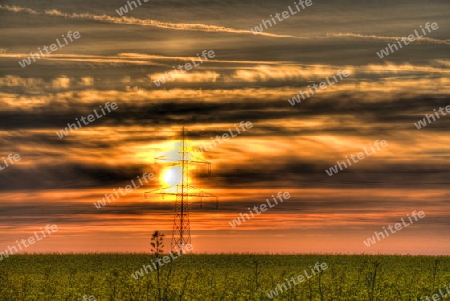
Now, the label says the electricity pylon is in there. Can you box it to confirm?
[144,127,217,253]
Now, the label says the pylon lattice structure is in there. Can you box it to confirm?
[144,127,217,253]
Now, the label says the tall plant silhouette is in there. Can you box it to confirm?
[150,231,165,301]
[150,231,165,256]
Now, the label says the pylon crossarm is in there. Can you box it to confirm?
[187,152,208,162]
[155,156,168,160]
[185,185,217,198]
[144,186,175,198]
[184,185,218,209]
[156,162,182,167]
[186,160,211,166]
[145,187,216,198]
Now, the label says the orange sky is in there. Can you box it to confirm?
[0,1,449,255]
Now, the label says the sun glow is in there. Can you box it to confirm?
[161,166,183,186]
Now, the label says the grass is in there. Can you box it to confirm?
[0,254,449,300]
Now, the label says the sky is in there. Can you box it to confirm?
[0,0,449,255]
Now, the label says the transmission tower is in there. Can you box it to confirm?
[144,126,218,253]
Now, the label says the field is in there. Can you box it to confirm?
[0,254,449,300]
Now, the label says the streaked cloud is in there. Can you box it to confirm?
[0,5,297,39]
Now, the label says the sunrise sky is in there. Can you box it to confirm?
[0,0,449,255]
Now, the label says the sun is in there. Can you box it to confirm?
[161,166,182,186]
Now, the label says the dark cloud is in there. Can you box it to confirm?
[0,163,157,190]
